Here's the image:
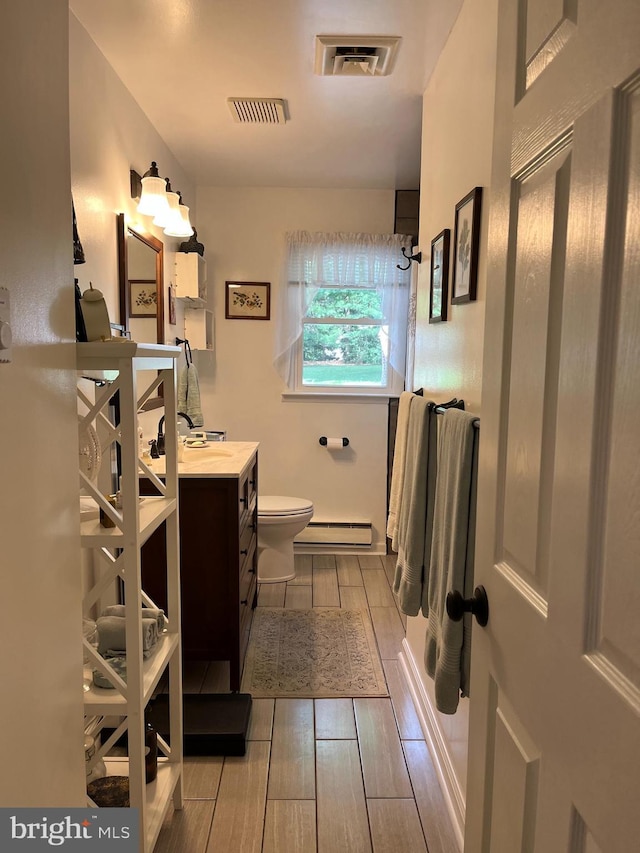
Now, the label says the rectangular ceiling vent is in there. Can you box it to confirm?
[315,35,401,76]
[227,97,287,124]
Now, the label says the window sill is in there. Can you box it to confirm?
[281,391,397,404]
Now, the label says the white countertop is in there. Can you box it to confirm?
[146,441,258,479]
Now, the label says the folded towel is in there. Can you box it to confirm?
[424,409,478,714]
[96,616,158,657]
[101,605,166,632]
[387,391,415,546]
[178,363,204,428]
[393,397,438,616]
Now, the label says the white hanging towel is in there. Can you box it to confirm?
[177,362,204,427]
[424,408,478,714]
[392,397,438,616]
[387,391,415,546]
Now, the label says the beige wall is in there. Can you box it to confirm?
[0,1,85,805]
[69,12,198,440]
[195,187,396,550]
[407,0,498,810]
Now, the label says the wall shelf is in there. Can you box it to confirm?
[175,253,207,306]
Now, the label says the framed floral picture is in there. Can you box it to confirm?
[429,228,450,324]
[225,281,271,320]
[452,187,483,304]
[129,280,158,317]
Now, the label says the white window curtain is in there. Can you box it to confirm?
[273,230,414,387]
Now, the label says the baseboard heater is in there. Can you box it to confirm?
[295,521,372,547]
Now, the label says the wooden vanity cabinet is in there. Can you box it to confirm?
[141,453,258,691]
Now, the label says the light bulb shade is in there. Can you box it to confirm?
[153,190,180,228]
[164,202,194,238]
[137,175,169,217]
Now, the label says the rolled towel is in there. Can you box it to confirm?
[101,604,166,632]
[96,616,158,656]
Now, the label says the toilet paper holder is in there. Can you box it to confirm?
[319,436,349,447]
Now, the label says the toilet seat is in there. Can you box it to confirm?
[258,495,314,517]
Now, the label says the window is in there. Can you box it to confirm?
[274,231,412,394]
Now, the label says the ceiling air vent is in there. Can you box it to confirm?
[227,98,287,124]
[315,35,401,76]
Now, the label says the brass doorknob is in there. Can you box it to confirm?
[446,586,489,627]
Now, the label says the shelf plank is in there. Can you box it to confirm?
[81,497,177,547]
[83,633,180,713]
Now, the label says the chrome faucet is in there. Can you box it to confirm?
[157,411,195,455]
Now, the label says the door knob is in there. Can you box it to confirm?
[446,585,489,627]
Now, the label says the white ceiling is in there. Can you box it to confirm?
[69,0,461,190]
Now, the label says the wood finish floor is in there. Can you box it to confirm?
[155,554,458,853]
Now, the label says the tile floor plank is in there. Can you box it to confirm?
[403,740,460,853]
[339,586,369,610]
[268,699,315,799]
[313,568,340,607]
[182,756,224,799]
[382,554,397,588]
[362,568,397,607]
[316,740,372,853]
[369,606,406,660]
[336,554,364,586]
[313,554,337,569]
[285,584,313,609]
[358,555,384,569]
[246,697,274,741]
[382,660,424,740]
[258,582,287,607]
[156,800,215,853]
[263,800,317,853]
[290,554,313,585]
[354,698,413,798]
[367,799,428,853]
[315,698,356,739]
[205,741,270,853]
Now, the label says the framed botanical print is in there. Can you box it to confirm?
[429,228,450,323]
[225,281,271,320]
[452,187,483,304]
[129,280,158,317]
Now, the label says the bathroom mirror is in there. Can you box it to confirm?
[117,212,165,409]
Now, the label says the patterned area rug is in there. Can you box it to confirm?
[241,608,389,698]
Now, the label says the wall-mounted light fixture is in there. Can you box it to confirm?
[130,162,194,238]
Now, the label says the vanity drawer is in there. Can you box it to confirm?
[247,462,257,507]
[240,574,256,635]
[239,519,254,566]
[238,462,258,521]
[239,537,257,603]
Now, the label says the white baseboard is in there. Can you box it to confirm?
[398,639,465,851]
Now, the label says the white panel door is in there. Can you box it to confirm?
[466,1,640,851]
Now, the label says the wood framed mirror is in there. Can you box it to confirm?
[117,212,165,409]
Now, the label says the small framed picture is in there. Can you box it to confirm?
[225,281,271,320]
[168,284,176,325]
[429,228,450,324]
[129,280,158,317]
[452,187,483,304]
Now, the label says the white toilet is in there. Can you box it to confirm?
[257,496,314,583]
